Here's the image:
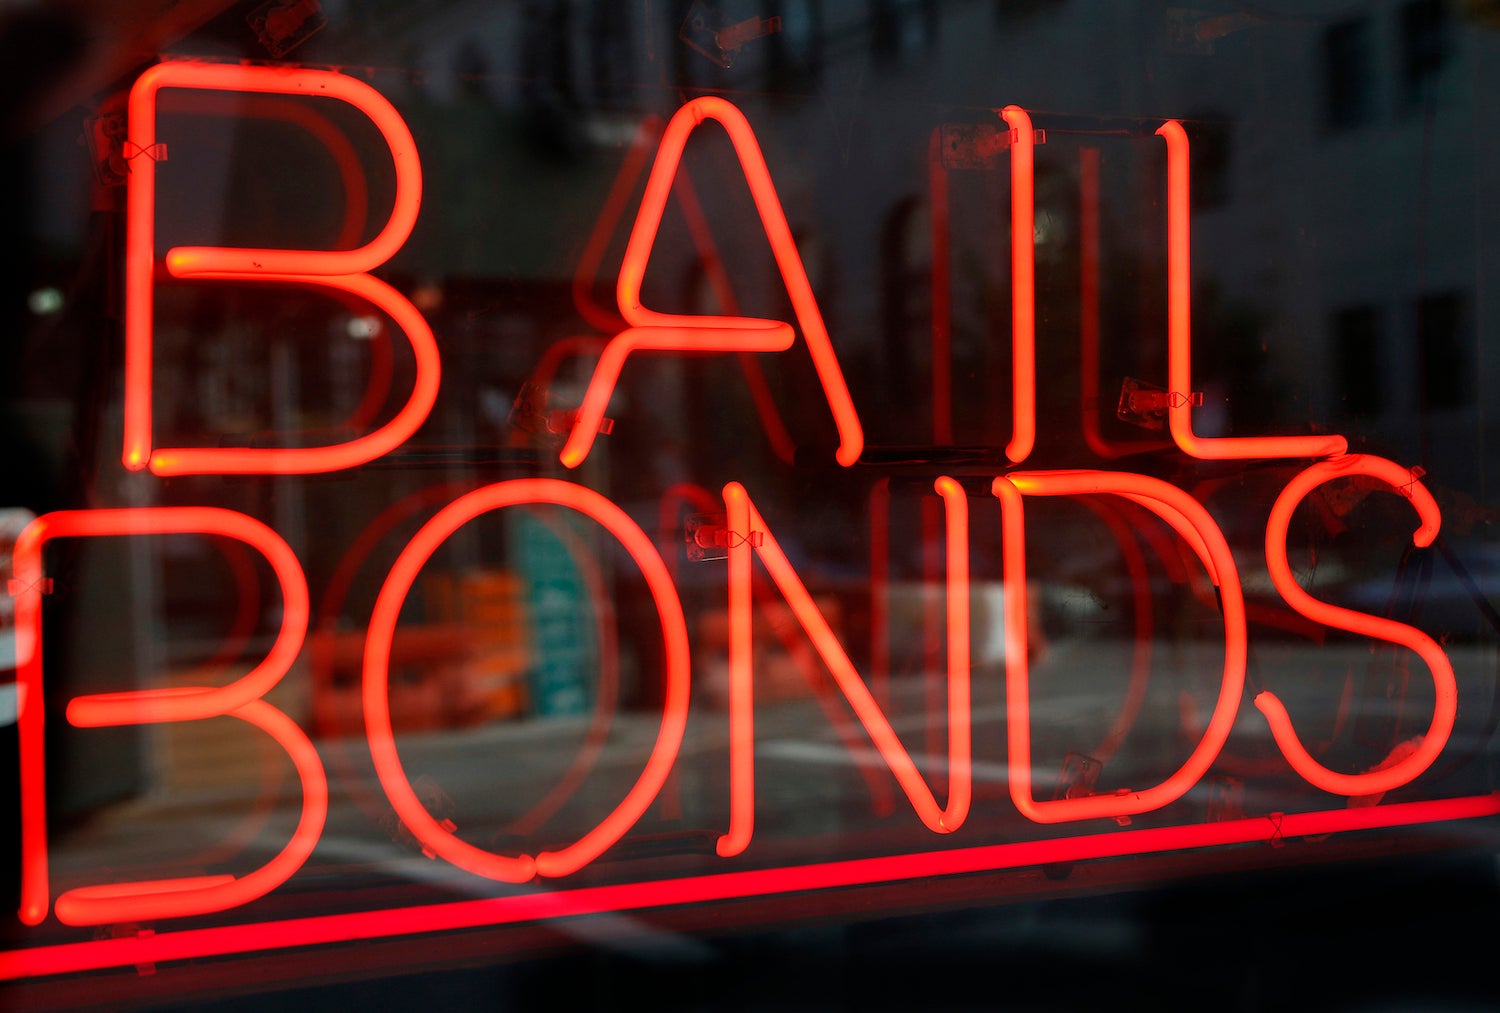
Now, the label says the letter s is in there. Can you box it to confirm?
[1261,454,1455,796]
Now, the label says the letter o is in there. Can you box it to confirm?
[363,479,691,881]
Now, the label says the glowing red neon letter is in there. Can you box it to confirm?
[1156,120,1346,461]
[13,508,320,926]
[1261,454,1456,795]
[717,478,971,856]
[995,471,1247,823]
[560,96,863,469]
[123,61,437,475]
[1000,106,1037,465]
[363,479,690,880]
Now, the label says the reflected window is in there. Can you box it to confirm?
[1399,0,1449,108]
[1323,17,1372,130]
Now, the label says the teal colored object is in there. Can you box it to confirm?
[511,511,594,716]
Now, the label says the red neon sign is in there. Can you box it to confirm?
[1261,455,1456,796]
[7,64,1495,982]
[559,95,864,469]
[1156,120,1348,461]
[123,61,438,476]
[717,477,973,857]
[13,508,320,927]
[362,479,691,881]
[996,471,1247,823]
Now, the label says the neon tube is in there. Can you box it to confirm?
[164,92,371,252]
[4,793,1497,982]
[54,698,326,926]
[701,484,895,841]
[935,476,973,807]
[363,479,690,881]
[719,482,755,857]
[717,479,971,856]
[567,114,796,461]
[13,507,312,926]
[996,470,1247,823]
[572,116,663,335]
[563,96,864,468]
[1156,120,1346,461]
[124,61,433,475]
[1261,454,1455,795]
[1001,106,1037,465]
[561,322,794,468]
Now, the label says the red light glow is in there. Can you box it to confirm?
[124,61,435,475]
[560,96,863,469]
[1078,146,1169,460]
[717,479,971,856]
[561,322,794,470]
[996,471,1247,823]
[10,63,1492,981]
[1260,454,1456,795]
[1001,106,1037,465]
[569,116,796,462]
[362,479,690,881]
[12,508,316,927]
[3,793,1496,982]
[1156,120,1347,461]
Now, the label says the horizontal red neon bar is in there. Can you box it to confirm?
[2,793,1496,982]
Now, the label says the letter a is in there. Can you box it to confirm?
[559,96,863,469]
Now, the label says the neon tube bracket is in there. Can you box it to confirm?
[509,381,614,449]
[1117,377,1202,430]
[1052,751,1133,826]
[686,514,764,561]
[937,123,1046,171]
